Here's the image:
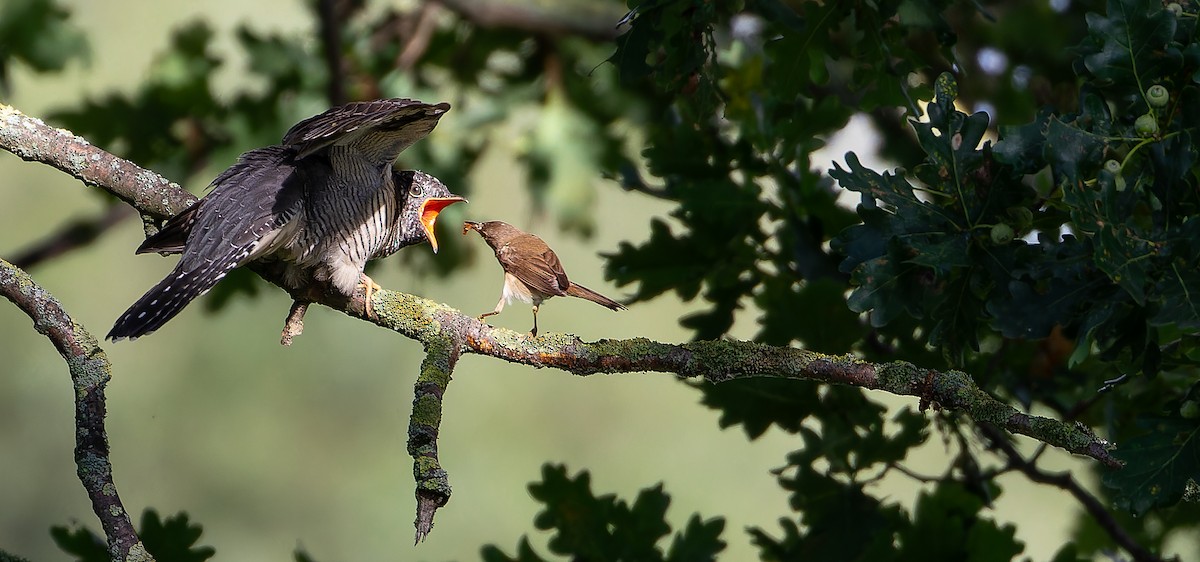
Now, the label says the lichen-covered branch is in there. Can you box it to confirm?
[0,104,195,220]
[368,291,1120,468]
[0,259,153,562]
[0,102,1120,547]
[408,332,462,543]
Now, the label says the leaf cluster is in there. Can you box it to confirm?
[51,510,214,562]
[829,0,1200,519]
[0,0,87,94]
[481,465,725,562]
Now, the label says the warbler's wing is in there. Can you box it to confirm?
[495,234,570,298]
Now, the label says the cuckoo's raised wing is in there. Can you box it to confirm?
[109,146,306,339]
[282,98,451,165]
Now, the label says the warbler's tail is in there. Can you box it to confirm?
[566,282,626,311]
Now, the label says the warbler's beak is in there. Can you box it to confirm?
[462,220,482,236]
[420,196,467,253]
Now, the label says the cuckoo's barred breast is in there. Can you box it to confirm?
[108,99,464,340]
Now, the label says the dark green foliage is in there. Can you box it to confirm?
[0,0,88,93]
[137,511,215,562]
[48,525,107,562]
[0,550,32,562]
[834,74,1039,360]
[1077,0,1181,107]
[51,510,214,562]
[606,0,1199,555]
[51,22,228,182]
[826,0,1200,520]
[481,464,725,562]
[895,482,1023,562]
[1104,415,1200,515]
[750,480,1024,562]
[1047,544,1089,562]
[695,378,821,439]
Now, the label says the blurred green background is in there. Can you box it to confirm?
[2,1,1186,561]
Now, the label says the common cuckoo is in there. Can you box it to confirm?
[462,220,625,336]
[108,98,465,340]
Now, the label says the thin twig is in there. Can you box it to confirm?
[397,2,441,70]
[438,0,627,41]
[980,424,1163,562]
[0,259,152,561]
[280,300,310,346]
[317,0,348,106]
[889,462,944,483]
[9,205,133,269]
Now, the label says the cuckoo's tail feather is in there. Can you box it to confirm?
[566,282,626,311]
[107,259,237,341]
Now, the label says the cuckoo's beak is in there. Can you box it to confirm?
[420,196,467,253]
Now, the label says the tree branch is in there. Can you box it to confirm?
[8,205,133,269]
[437,0,627,41]
[397,2,441,70]
[0,258,152,561]
[979,424,1162,562]
[409,333,462,543]
[317,0,348,106]
[0,101,1121,542]
[0,104,197,219]
[372,292,1120,471]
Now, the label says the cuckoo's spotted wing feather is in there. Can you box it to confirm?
[496,235,571,298]
[107,146,305,340]
[136,203,199,255]
[282,98,451,163]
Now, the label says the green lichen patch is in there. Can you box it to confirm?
[411,393,443,427]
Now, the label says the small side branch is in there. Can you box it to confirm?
[438,0,627,41]
[0,259,151,561]
[980,424,1161,562]
[396,2,440,70]
[9,205,133,269]
[280,300,310,346]
[408,332,462,543]
[317,0,348,105]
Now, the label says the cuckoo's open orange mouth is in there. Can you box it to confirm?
[420,196,467,253]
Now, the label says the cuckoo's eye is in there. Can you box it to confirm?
[409,183,423,197]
